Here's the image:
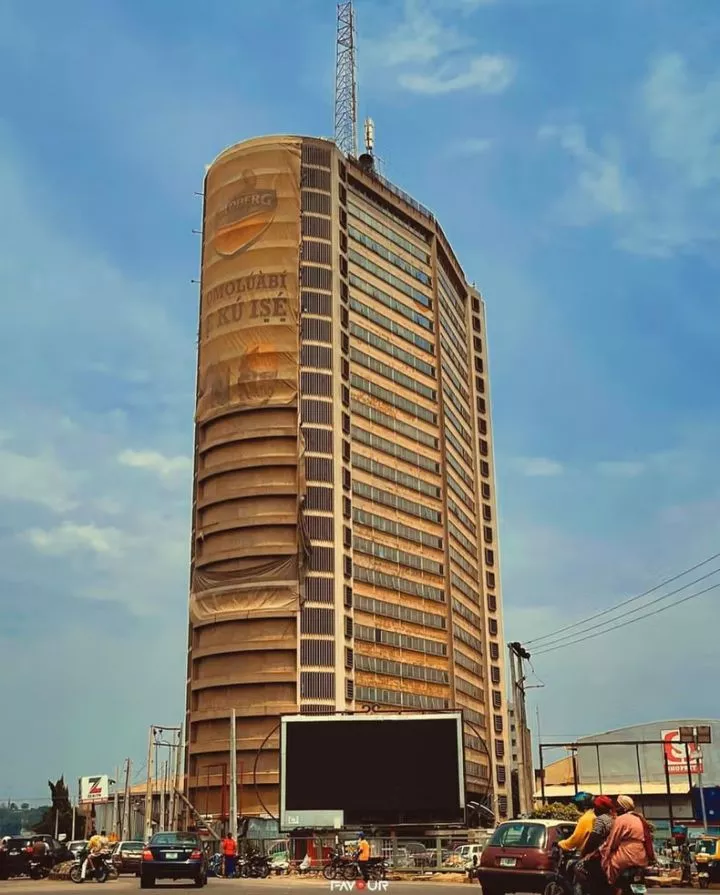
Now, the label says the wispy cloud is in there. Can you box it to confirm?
[0,441,80,513]
[539,53,720,256]
[449,137,493,156]
[24,522,123,557]
[367,0,514,96]
[596,460,647,478]
[118,449,192,480]
[512,457,565,477]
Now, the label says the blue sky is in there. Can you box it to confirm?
[1,0,719,801]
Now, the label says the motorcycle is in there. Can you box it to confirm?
[28,858,52,880]
[616,866,647,895]
[241,850,271,879]
[544,846,580,895]
[69,850,119,884]
[323,848,353,880]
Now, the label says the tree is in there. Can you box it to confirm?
[21,804,29,810]
[530,802,581,821]
[31,777,75,837]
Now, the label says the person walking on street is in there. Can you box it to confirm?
[357,833,371,882]
[222,833,237,878]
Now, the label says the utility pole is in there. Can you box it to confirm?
[229,709,238,840]
[509,642,533,816]
[121,759,132,840]
[144,727,155,842]
[171,725,183,831]
[111,765,119,837]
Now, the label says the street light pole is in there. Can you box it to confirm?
[144,727,155,842]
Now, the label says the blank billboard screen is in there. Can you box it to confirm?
[281,713,465,827]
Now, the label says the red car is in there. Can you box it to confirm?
[477,819,577,895]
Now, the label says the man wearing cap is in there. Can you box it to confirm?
[357,833,371,882]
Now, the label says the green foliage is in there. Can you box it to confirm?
[530,802,581,821]
[0,803,49,836]
[31,777,75,837]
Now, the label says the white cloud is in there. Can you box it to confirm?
[512,457,565,477]
[367,0,514,96]
[596,460,647,478]
[118,449,192,479]
[24,521,123,557]
[0,442,80,513]
[539,53,720,256]
[400,55,514,95]
[450,137,494,155]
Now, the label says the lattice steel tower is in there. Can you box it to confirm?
[334,0,358,157]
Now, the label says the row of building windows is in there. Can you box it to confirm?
[444,380,473,426]
[445,425,473,468]
[349,250,430,308]
[455,648,484,678]
[347,200,430,263]
[354,535,444,577]
[349,180,430,241]
[350,296,434,354]
[354,653,450,685]
[452,572,480,604]
[440,332,469,381]
[353,507,443,549]
[356,686,449,711]
[456,675,484,701]
[350,321,434,377]
[352,348,436,401]
[444,403,473,449]
[352,425,439,474]
[455,623,484,654]
[438,269,467,331]
[452,597,483,630]
[449,521,476,556]
[355,594,446,630]
[448,473,475,512]
[354,563,445,603]
[352,452,440,499]
[352,374,436,424]
[450,546,479,582]
[349,274,433,333]
[354,623,447,656]
[448,495,477,536]
[349,226,432,287]
[441,358,470,404]
[446,450,475,489]
[353,480,441,524]
[351,400,438,449]
[460,705,487,729]
[439,306,470,368]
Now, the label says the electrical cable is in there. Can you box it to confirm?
[526,549,720,646]
[533,579,720,656]
[530,565,720,652]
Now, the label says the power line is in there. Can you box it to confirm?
[526,549,720,646]
[531,565,720,651]
[533,580,720,656]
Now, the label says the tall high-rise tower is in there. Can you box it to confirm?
[185,135,511,826]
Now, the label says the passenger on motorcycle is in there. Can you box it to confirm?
[600,796,654,887]
[559,792,596,853]
[574,797,616,895]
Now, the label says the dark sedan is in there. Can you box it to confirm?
[140,832,207,888]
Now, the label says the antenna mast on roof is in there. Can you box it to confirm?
[334,1,358,157]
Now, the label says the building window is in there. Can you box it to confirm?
[485,548,495,566]
[345,647,354,669]
[489,642,500,660]
[302,399,332,425]
[484,526,493,544]
[489,618,498,636]
[306,457,333,483]
[343,555,352,578]
[343,495,351,519]
[491,666,501,685]
[344,586,353,608]
[481,482,491,500]
[306,486,333,511]
[495,739,505,758]
[492,690,502,710]
[487,593,497,612]
[494,714,504,734]
[344,616,353,638]
[302,315,332,344]
[309,546,335,573]
[496,764,506,785]
[342,467,351,491]
[300,639,334,666]
[305,577,334,603]
[346,679,354,701]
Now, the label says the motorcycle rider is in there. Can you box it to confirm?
[81,829,109,881]
[575,796,615,895]
[559,792,596,854]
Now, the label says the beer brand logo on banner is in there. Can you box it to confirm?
[661,729,703,775]
[212,170,278,257]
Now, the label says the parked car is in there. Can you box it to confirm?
[111,840,145,875]
[140,831,208,888]
[477,819,577,895]
[0,837,31,879]
[67,840,88,860]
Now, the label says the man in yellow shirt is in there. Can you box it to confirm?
[559,793,596,852]
[357,833,371,882]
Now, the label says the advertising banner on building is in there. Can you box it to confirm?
[197,137,302,421]
[79,775,110,804]
[662,729,704,775]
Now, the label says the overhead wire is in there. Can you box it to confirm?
[533,579,720,656]
[526,548,720,646]
[530,565,720,652]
